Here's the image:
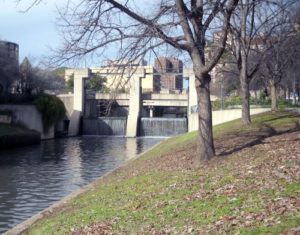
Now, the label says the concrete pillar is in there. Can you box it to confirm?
[149,106,154,118]
[126,68,145,137]
[68,69,90,136]
[184,69,198,132]
[73,69,90,112]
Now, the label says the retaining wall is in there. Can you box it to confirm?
[0,105,54,139]
[188,108,271,132]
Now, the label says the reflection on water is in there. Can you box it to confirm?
[0,136,163,233]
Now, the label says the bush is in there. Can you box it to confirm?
[87,73,107,91]
[34,93,66,132]
[250,96,271,106]
[278,99,300,109]
[66,75,74,92]
[226,96,242,107]
[212,100,221,110]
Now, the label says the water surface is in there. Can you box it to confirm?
[0,136,163,233]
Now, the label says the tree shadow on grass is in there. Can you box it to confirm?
[216,120,300,157]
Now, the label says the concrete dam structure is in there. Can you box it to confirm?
[60,68,270,137]
[64,68,191,137]
[82,89,189,137]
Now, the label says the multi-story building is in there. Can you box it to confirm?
[154,57,183,92]
[0,40,19,94]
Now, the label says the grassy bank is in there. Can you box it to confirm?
[27,111,299,235]
[0,124,40,149]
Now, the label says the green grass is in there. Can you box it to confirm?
[284,182,300,197]
[140,130,198,160]
[27,111,300,234]
[240,217,300,235]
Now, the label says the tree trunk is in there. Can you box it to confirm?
[196,73,215,161]
[270,81,278,111]
[239,5,251,125]
[240,70,251,124]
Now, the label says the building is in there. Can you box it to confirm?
[154,57,183,91]
[0,40,19,95]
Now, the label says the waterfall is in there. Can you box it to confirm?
[139,117,187,136]
[83,117,127,136]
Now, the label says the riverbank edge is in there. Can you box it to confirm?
[3,139,165,235]
[0,124,40,150]
[4,108,283,234]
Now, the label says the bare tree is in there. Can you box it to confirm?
[18,57,65,94]
[259,9,300,110]
[48,0,239,161]
[227,0,295,124]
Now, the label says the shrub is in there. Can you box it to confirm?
[34,93,66,132]
[278,99,300,109]
[226,96,242,107]
[250,96,271,106]
[66,75,74,92]
[212,100,221,110]
[87,73,107,91]
[259,90,268,100]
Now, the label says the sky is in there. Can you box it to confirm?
[0,0,157,67]
[0,0,190,70]
[0,0,64,64]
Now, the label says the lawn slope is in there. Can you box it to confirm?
[27,111,300,235]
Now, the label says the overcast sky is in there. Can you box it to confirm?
[0,0,64,64]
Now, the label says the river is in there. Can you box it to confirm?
[0,136,163,233]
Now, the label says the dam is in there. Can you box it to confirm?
[58,68,194,137]
[58,68,270,138]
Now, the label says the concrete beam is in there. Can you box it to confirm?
[142,100,188,107]
[143,93,188,100]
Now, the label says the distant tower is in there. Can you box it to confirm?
[0,40,19,94]
[154,57,183,92]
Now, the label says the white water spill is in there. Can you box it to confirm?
[139,117,187,136]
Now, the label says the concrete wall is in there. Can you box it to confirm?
[74,65,155,92]
[57,94,74,118]
[0,105,54,139]
[188,108,271,132]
